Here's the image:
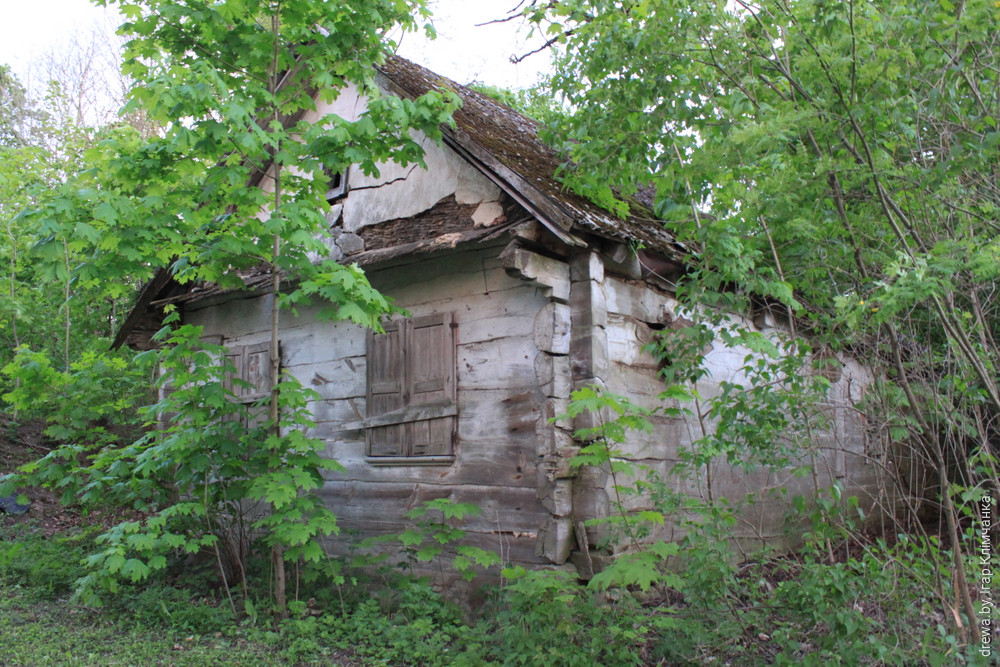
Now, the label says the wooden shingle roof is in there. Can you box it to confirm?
[378,56,683,258]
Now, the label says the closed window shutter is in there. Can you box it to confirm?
[243,343,272,400]
[407,313,455,456]
[224,349,245,398]
[367,322,406,456]
[224,342,274,428]
[365,314,456,459]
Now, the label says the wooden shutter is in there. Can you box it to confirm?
[243,343,272,400]
[407,313,455,456]
[224,349,245,398]
[366,321,406,456]
[223,342,273,428]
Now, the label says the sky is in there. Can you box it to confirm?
[0,0,550,89]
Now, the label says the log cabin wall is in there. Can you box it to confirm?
[565,249,888,567]
[183,241,559,574]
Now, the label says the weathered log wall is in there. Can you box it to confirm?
[572,249,885,557]
[185,243,553,571]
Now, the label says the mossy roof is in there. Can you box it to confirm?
[378,56,684,260]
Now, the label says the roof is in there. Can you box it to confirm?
[114,55,684,349]
[377,56,682,258]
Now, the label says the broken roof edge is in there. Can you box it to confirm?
[376,56,686,262]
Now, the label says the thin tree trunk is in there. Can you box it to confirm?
[268,2,287,620]
[7,220,20,419]
[6,220,19,349]
[62,238,71,370]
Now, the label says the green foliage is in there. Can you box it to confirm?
[364,498,501,581]
[53,321,344,603]
[24,0,462,301]
[529,3,998,651]
[1,345,149,450]
[550,381,991,664]
[277,580,484,666]
[496,566,649,666]
[0,524,93,599]
[1,0,467,617]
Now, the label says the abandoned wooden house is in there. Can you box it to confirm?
[115,56,884,577]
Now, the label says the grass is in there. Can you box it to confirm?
[0,586,279,666]
[0,522,351,666]
[2,516,993,666]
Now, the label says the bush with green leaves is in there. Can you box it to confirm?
[2,344,149,453]
[77,321,343,606]
[1,320,345,610]
[542,382,993,665]
[0,524,94,600]
[277,579,486,666]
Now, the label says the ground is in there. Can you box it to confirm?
[0,415,154,534]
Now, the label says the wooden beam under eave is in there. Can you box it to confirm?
[440,131,588,249]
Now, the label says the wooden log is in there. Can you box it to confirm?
[499,244,572,302]
[599,276,677,324]
[533,352,572,399]
[457,337,538,391]
[455,388,543,442]
[317,481,547,534]
[511,220,572,258]
[569,250,604,284]
[532,302,571,355]
[537,516,575,564]
[323,436,539,489]
[535,422,577,462]
[537,478,573,517]
[322,522,545,566]
[287,356,367,401]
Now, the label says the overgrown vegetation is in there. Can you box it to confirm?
[1,0,998,664]
[523,0,999,657]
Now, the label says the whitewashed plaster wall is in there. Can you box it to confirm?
[303,82,503,233]
[592,270,883,550]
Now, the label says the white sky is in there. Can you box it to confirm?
[0,0,549,88]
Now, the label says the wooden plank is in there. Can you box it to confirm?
[185,293,274,341]
[604,314,660,366]
[454,290,545,345]
[456,337,538,391]
[243,342,271,399]
[288,356,366,401]
[367,244,512,295]
[569,250,603,283]
[537,478,573,517]
[499,244,571,302]
[407,313,456,456]
[604,361,671,408]
[532,302,571,355]
[322,437,539,489]
[599,276,677,323]
[353,223,517,267]
[321,522,545,567]
[538,516,575,564]
[362,402,457,429]
[311,397,366,426]
[314,386,542,445]
[317,481,547,534]
[367,321,405,457]
[455,388,543,442]
[281,322,366,367]
[533,352,572,399]
[511,220,572,258]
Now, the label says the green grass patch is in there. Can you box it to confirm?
[0,586,277,666]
